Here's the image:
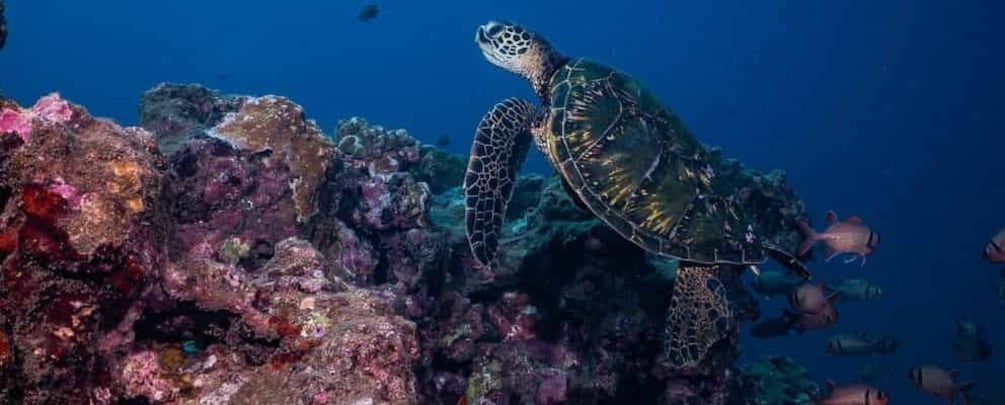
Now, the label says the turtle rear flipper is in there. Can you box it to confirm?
[464,97,538,268]
[666,265,735,370]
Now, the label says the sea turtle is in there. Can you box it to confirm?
[465,21,813,373]
[464,20,811,281]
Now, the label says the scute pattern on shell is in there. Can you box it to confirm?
[546,58,764,265]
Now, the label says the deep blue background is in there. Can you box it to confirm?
[2,0,1004,402]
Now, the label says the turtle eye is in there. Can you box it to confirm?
[487,24,503,37]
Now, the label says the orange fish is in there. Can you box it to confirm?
[815,381,889,405]
[799,211,879,265]
[983,228,1005,263]
[908,365,974,404]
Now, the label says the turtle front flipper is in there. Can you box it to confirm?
[763,244,813,281]
[464,98,538,268]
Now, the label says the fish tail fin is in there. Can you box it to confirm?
[797,220,818,256]
[781,309,802,333]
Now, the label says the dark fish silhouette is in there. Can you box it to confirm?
[825,333,899,356]
[0,0,7,50]
[358,4,379,22]
[749,315,794,338]
[436,133,451,148]
[953,317,992,362]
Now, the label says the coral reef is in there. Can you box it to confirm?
[0,89,420,404]
[0,84,810,404]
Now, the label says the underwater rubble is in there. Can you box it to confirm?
[0,83,817,404]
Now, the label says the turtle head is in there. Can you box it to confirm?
[476,21,568,98]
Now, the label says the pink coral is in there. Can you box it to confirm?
[0,93,74,142]
[0,108,31,140]
[118,350,178,402]
[32,93,74,123]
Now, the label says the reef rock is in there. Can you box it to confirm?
[0,93,167,403]
[138,83,248,156]
[207,95,336,222]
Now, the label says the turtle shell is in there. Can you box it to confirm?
[542,58,781,265]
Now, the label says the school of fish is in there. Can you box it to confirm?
[742,209,997,404]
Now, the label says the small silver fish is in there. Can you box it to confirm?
[750,270,804,298]
[908,365,974,403]
[815,381,889,405]
[832,279,882,303]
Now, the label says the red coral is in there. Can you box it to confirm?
[0,329,10,368]
[22,184,67,221]
[269,316,301,339]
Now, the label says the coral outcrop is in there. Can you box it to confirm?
[0,88,421,404]
[0,84,810,404]
[0,93,167,403]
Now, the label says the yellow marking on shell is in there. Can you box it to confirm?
[642,201,677,235]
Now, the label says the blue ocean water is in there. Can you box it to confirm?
[2,0,1003,402]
